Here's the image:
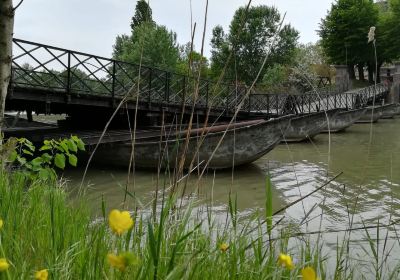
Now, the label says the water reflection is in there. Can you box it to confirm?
[64,118,400,279]
[65,118,400,236]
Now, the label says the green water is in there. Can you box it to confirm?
[64,117,400,275]
[65,118,400,240]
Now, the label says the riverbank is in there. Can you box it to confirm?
[0,165,399,279]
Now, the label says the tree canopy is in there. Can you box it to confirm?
[318,0,400,82]
[117,23,179,71]
[131,0,154,30]
[112,1,179,71]
[318,0,379,68]
[379,0,400,62]
[176,43,209,77]
[210,5,299,85]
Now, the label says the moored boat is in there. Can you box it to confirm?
[92,117,291,169]
[321,108,367,132]
[381,103,400,119]
[282,109,341,142]
[356,106,384,123]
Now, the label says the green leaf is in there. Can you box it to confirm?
[38,168,51,180]
[147,222,158,265]
[76,139,85,151]
[68,154,78,167]
[265,175,273,236]
[31,157,43,166]
[54,153,66,170]
[17,156,27,166]
[67,139,78,153]
[8,150,17,162]
[41,153,52,163]
[39,145,52,151]
[31,165,43,172]
[71,135,79,142]
[25,142,35,152]
[59,141,69,153]
[22,149,34,156]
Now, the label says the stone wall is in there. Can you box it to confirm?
[386,63,400,103]
[334,65,351,92]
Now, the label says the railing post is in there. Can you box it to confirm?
[181,76,186,109]
[205,82,208,109]
[333,93,337,109]
[267,94,270,114]
[148,68,152,105]
[66,51,71,97]
[248,94,251,114]
[165,72,170,102]
[226,88,229,114]
[318,95,321,111]
[111,61,116,107]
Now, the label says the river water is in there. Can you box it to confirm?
[65,117,400,274]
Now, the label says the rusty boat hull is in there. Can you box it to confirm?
[92,117,290,169]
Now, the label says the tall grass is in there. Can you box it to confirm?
[0,165,399,279]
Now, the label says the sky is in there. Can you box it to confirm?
[14,0,334,59]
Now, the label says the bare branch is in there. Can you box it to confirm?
[13,0,24,12]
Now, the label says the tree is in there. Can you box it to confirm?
[112,34,130,59]
[210,5,299,85]
[318,0,379,80]
[118,23,180,71]
[261,64,289,92]
[0,0,14,134]
[289,43,334,92]
[130,0,153,30]
[379,0,400,62]
[112,1,179,71]
[176,43,209,78]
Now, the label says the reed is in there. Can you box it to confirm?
[0,164,399,280]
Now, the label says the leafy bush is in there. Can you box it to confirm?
[5,136,85,181]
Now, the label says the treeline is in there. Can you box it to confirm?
[112,1,328,93]
[319,0,400,83]
[111,0,400,92]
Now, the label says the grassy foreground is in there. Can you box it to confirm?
[0,166,399,279]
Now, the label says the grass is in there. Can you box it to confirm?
[0,165,399,279]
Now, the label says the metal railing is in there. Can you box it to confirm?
[10,38,390,116]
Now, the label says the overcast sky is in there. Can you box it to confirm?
[14,0,334,58]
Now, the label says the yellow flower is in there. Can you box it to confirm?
[0,219,3,230]
[107,252,138,272]
[301,266,318,280]
[0,258,9,272]
[35,269,48,280]
[108,210,134,235]
[219,243,229,252]
[277,253,294,270]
